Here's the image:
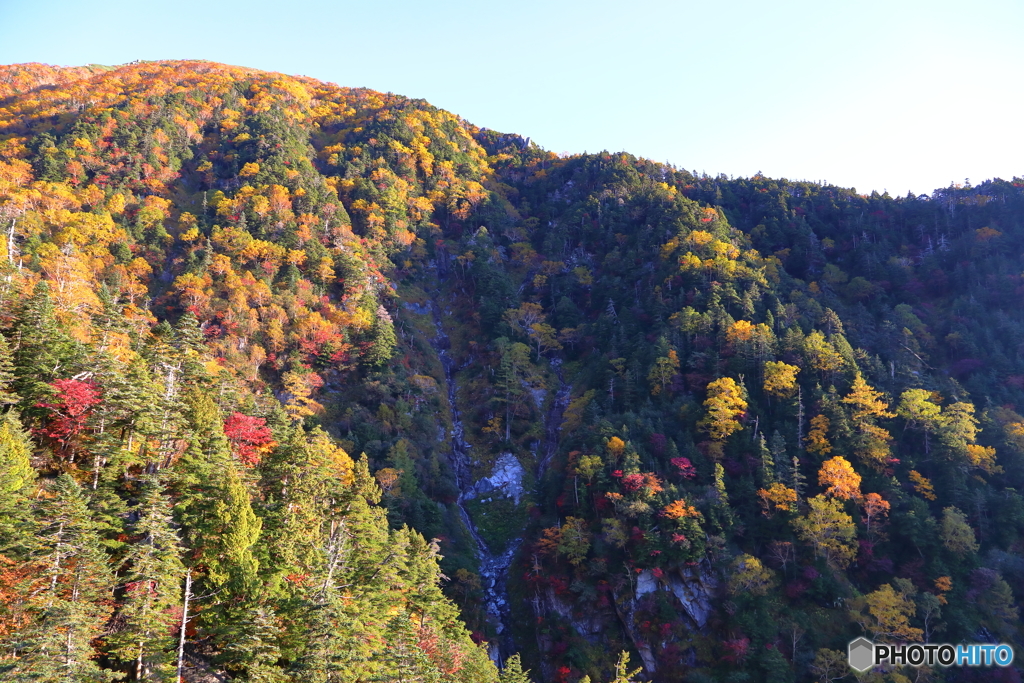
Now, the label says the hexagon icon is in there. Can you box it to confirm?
[848,637,874,672]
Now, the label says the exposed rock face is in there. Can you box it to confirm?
[615,560,718,674]
[545,588,605,640]
[634,561,718,630]
[465,452,526,505]
[530,559,717,676]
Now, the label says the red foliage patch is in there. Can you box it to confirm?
[34,379,102,453]
[671,456,697,479]
[721,637,750,664]
[223,412,276,467]
[621,473,644,492]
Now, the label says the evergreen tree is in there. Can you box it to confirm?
[107,475,185,681]
[220,604,288,683]
[499,654,533,683]
[757,433,775,485]
[2,475,118,683]
[791,455,806,502]
[373,613,438,683]
[11,281,81,408]
[254,424,328,597]
[0,331,21,406]
[0,411,35,557]
[364,304,397,367]
[173,389,261,655]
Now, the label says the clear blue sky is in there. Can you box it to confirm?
[1,0,1021,196]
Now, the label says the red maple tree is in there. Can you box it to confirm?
[34,379,102,457]
[223,412,275,466]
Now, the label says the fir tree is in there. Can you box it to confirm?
[0,331,21,406]
[499,655,533,683]
[0,411,35,557]
[173,389,261,652]
[3,475,118,682]
[219,604,288,683]
[758,433,775,485]
[11,281,81,408]
[107,475,185,682]
[791,455,806,502]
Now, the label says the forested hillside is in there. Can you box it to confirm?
[0,60,1022,683]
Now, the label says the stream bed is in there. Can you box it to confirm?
[429,299,520,662]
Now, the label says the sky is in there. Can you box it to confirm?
[0,0,1021,196]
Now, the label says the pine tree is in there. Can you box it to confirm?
[499,654,533,683]
[291,593,372,683]
[791,455,806,502]
[364,304,397,367]
[372,613,438,683]
[497,655,532,683]
[709,462,734,531]
[757,433,775,485]
[254,424,318,595]
[171,312,209,383]
[495,340,535,442]
[171,311,206,354]
[769,431,786,480]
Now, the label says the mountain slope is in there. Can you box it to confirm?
[0,60,1023,683]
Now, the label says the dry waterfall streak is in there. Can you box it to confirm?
[539,360,571,478]
[428,298,520,660]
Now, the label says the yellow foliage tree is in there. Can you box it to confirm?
[852,582,924,642]
[805,414,832,455]
[606,436,626,460]
[699,377,747,442]
[842,374,895,470]
[556,517,591,566]
[941,506,979,556]
[728,554,776,597]
[909,470,937,501]
[793,494,857,570]
[282,371,324,421]
[861,492,890,536]
[662,498,700,520]
[647,349,680,397]
[763,361,800,399]
[561,390,595,433]
[842,374,895,423]
[757,482,798,517]
[817,456,861,500]
[965,444,1000,474]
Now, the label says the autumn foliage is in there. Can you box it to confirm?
[2,58,1024,682]
[33,379,101,455]
[223,412,276,466]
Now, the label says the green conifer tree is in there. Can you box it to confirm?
[0,411,35,557]
[219,604,288,683]
[758,433,775,485]
[0,331,22,406]
[3,475,118,682]
[12,281,82,408]
[372,613,438,682]
[173,389,261,651]
[107,475,185,681]
[499,654,533,683]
